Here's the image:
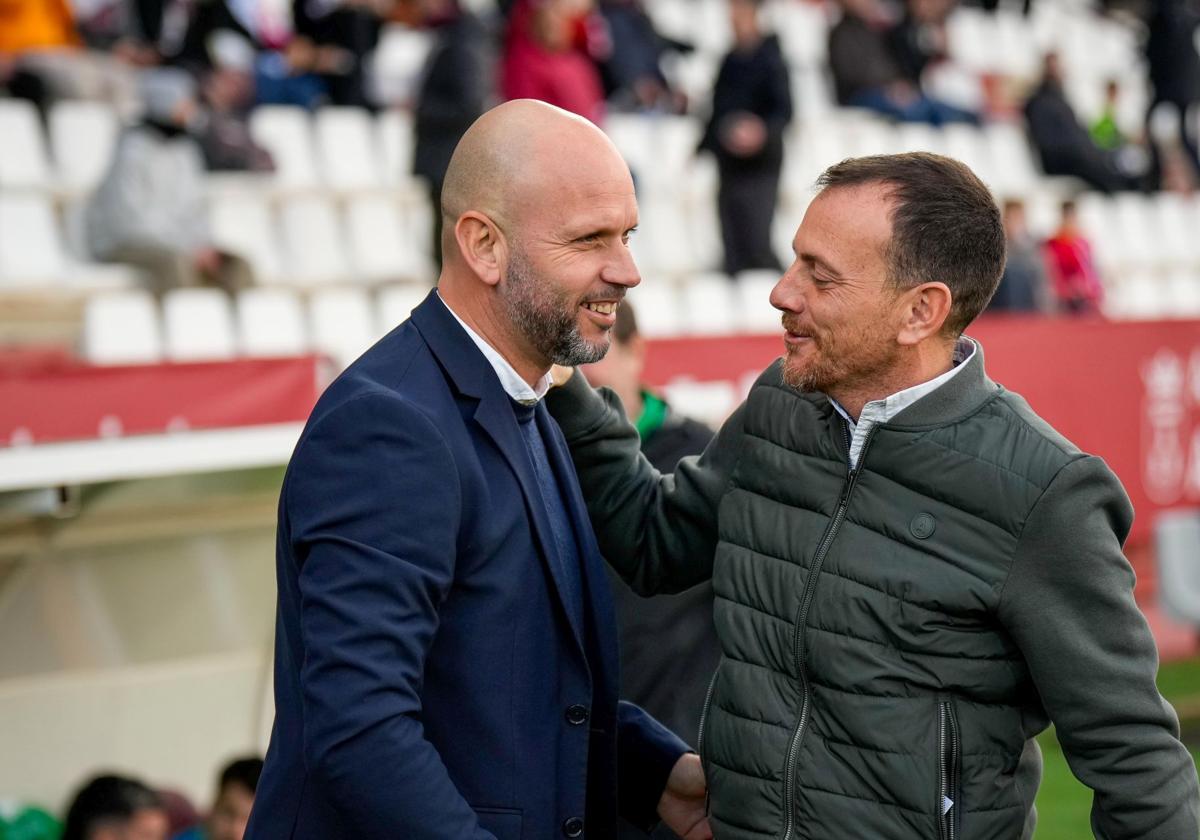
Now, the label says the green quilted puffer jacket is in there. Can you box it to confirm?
[545,342,1199,840]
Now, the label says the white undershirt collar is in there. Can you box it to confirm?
[438,292,552,405]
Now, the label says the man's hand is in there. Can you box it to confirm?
[658,753,712,840]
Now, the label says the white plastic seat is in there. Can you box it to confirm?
[1163,270,1200,317]
[162,288,237,361]
[316,106,382,192]
[605,114,654,181]
[377,284,429,334]
[770,0,828,68]
[681,274,739,335]
[1157,510,1200,624]
[250,106,320,190]
[736,269,782,333]
[627,283,684,338]
[280,197,351,285]
[344,195,431,282]
[0,195,68,285]
[209,196,285,283]
[377,108,417,190]
[661,378,738,427]
[983,122,1039,196]
[309,288,379,369]
[0,98,52,189]
[369,26,434,106]
[82,291,163,364]
[49,100,120,193]
[236,288,308,356]
[632,199,696,277]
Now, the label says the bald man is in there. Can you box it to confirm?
[246,101,710,840]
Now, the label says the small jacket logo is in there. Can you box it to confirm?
[910,513,936,539]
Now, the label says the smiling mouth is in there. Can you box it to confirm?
[582,301,619,315]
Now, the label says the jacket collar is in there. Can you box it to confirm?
[885,337,1000,429]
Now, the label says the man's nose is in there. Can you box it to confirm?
[602,242,642,289]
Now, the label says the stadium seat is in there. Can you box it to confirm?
[236,288,308,357]
[736,269,782,333]
[49,101,120,194]
[0,98,52,190]
[280,197,352,285]
[82,291,163,364]
[1156,510,1200,624]
[163,288,237,361]
[249,106,320,190]
[1164,270,1200,317]
[631,199,697,277]
[316,107,382,192]
[605,114,654,181]
[0,195,68,285]
[369,25,434,106]
[377,108,417,190]
[770,0,829,69]
[627,282,684,337]
[209,196,285,283]
[377,284,429,335]
[661,378,738,427]
[344,195,430,283]
[681,274,739,335]
[309,288,379,369]
[983,122,1040,197]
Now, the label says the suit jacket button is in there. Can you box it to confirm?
[565,704,589,726]
[562,817,585,837]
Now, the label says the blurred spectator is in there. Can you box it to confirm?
[1044,200,1103,315]
[174,757,263,840]
[1091,79,1125,150]
[500,0,606,124]
[1144,0,1200,182]
[1024,53,1137,192]
[597,0,689,113]
[85,69,254,294]
[156,791,200,837]
[197,31,275,172]
[61,774,169,840]
[887,0,978,123]
[698,0,792,275]
[988,199,1049,313]
[413,0,492,267]
[291,0,388,109]
[0,0,139,114]
[0,804,61,840]
[829,0,974,125]
[579,300,717,840]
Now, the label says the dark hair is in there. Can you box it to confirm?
[61,774,163,840]
[613,299,639,344]
[218,756,264,796]
[816,152,1005,336]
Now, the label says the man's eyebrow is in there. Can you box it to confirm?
[798,251,846,278]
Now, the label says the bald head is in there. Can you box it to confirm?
[439,100,631,262]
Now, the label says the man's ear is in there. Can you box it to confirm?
[454,211,507,287]
[896,282,953,346]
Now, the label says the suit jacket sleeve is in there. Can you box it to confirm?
[544,371,747,594]
[616,701,691,830]
[285,391,495,839]
[997,455,1200,839]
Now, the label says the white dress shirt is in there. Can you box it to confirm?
[438,292,552,404]
[829,338,976,470]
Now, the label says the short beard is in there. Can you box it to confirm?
[502,246,612,367]
[779,315,900,395]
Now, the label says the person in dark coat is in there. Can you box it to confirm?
[698,0,792,276]
[580,301,719,839]
[1144,0,1200,182]
[987,199,1049,313]
[413,0,491,268]
[244,100,711,840]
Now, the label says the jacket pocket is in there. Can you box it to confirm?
[476,806,523,840]
[937,700,961,840]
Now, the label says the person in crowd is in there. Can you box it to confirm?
[546,152,1199,838]
[1144,0,1200,184]
[62,774,169,840]
[987,198,1049,313]
[580,300,718,840]
[412,0,492,268]
[245,100,709,840]
[85,69,254,295]
[1044,199,1103,315]
[196,31,275,172]
[174,757,262,840]
[290,0,387,109]
[156,790,200,837]
[698,0,792,276]
[597,0,690,114]
[828,0,974,125]
[1024,52,1138,192]
[500,0,607,125]
[887,0,979,123]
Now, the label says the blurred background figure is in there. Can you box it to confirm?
[699,0,791,275]
[173,757,262,840]
[156,790,200,838]
[1144,0,1200,187]
[61,774,168,840]
[412,0,492,267]
[500,0,607,124]
[1024,53,1139,192]
[85,69,254,295]
[0,804,61,840]
[1044,200,1103,315]
[196,31,275,172]
[580,301,718,840]
[596,0,690,114]
[828,0,973,125]
[291,0,390,109]
[987,199,1050,314]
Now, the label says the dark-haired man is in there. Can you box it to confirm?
[548,152,1200,839]
[61,774,168,840]
[175,757,262,840]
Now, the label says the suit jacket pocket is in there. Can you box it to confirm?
[475,806,523,840]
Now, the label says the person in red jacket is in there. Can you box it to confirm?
[501,0,606,125]
[1044,200,1105,315]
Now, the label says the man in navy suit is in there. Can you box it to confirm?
[245,100,711,839]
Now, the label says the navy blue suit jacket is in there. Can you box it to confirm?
[246,291,688,839]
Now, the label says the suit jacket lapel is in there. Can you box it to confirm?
[411,292,588,655]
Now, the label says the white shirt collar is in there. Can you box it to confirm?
[438,292,552,404]
[829,337,976,469]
